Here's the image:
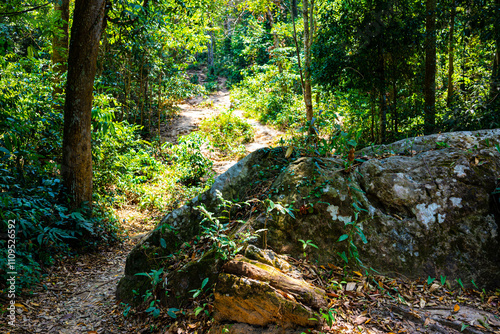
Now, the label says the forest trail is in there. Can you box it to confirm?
[161,89,282,175]
[10,90,282,334]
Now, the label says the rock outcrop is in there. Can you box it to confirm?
[116,129,500,329]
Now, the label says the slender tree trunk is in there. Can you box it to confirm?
[292,0,298,18]
[447,2,456,107]
[370,93,376,142]
[62,0,107,212]
[140,65,144,126]
[424,0,437,134]
[207,24,215,68]
[302,0,314,133]
[51,0,70,107]
[490,0,500,100]
[393,80,398,134]
[378,44,387,143]
[158,73,162,138]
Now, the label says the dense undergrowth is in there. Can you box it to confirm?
[0,57,214,292]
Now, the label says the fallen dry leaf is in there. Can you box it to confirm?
[429,283,440,293]
[453,304,460,312]
[354,316,369,325]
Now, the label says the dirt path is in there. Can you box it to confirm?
[9,209,154,334]
[161,90,282,175]
[7,90,282,334]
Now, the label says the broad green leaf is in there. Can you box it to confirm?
[160,238,167,249]
[337,234,348,242]
[201,277,209,289]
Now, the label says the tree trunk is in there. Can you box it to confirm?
[378,44,387,143]
[447,2,456,107]
[207,28,215,68]
[490,0,500,100]
[302,0,314,133]
[158,73,162,138]
[371,94,375,142]
[393,80,398,134]
[62,0,107,213]
[51,0,70,107]
[424,0,437,134]
[292,0,298,18]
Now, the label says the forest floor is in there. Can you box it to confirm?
[7,86,500,334]
[7,87,283,333]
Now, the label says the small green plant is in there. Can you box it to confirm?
[319,307,337,327]
[204,80,218,92]
[335,210,368,265]
[190,277,210,298]
[328,279,347,291]
[190,278,213,318]
[436,141,450,148]
[456,278,465,290]
[427,276,436,285]
[441,275,447,286]
[299,239,319,258]
[120,302,131,317]
[134,268,168,318]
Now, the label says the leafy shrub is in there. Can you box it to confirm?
[91,96,213,211]
[231,64,304,130]
[165,132,213,185]
[199,111,254,159]
[0,59,122,292]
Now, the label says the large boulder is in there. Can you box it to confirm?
[116,129,500,326]
[262,129,500,288]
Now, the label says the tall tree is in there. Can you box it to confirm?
[424,0,437,134]
[62,0,107,212]
[447,1,456,107]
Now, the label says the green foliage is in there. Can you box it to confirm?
[134,268,179,319]
[165,132,213,186]
[196,190,266,260]
[199,110,254,159]
[92,98,212,213]
[0,57,121,292]
[298,239,319,258]
[231,64,303,129]
[319,308,337,328]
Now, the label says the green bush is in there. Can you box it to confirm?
[166,132,213,185]
[0,59,123,292]
[231,64,303,130]
[92,96,213,211]
[199,111,254,159]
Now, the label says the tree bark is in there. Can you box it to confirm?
[62,0,107,212]
[424,0,437,134]
[292,0,297,18]
[490,0,500,100]
[393,80,398,134]
[51,0,70,106]
[302,0,314,133]
[447,2,456,107]
[378,44,387,143]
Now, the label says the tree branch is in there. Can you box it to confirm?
[0,3,50,17]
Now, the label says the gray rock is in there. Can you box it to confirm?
[116,129,500,322]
